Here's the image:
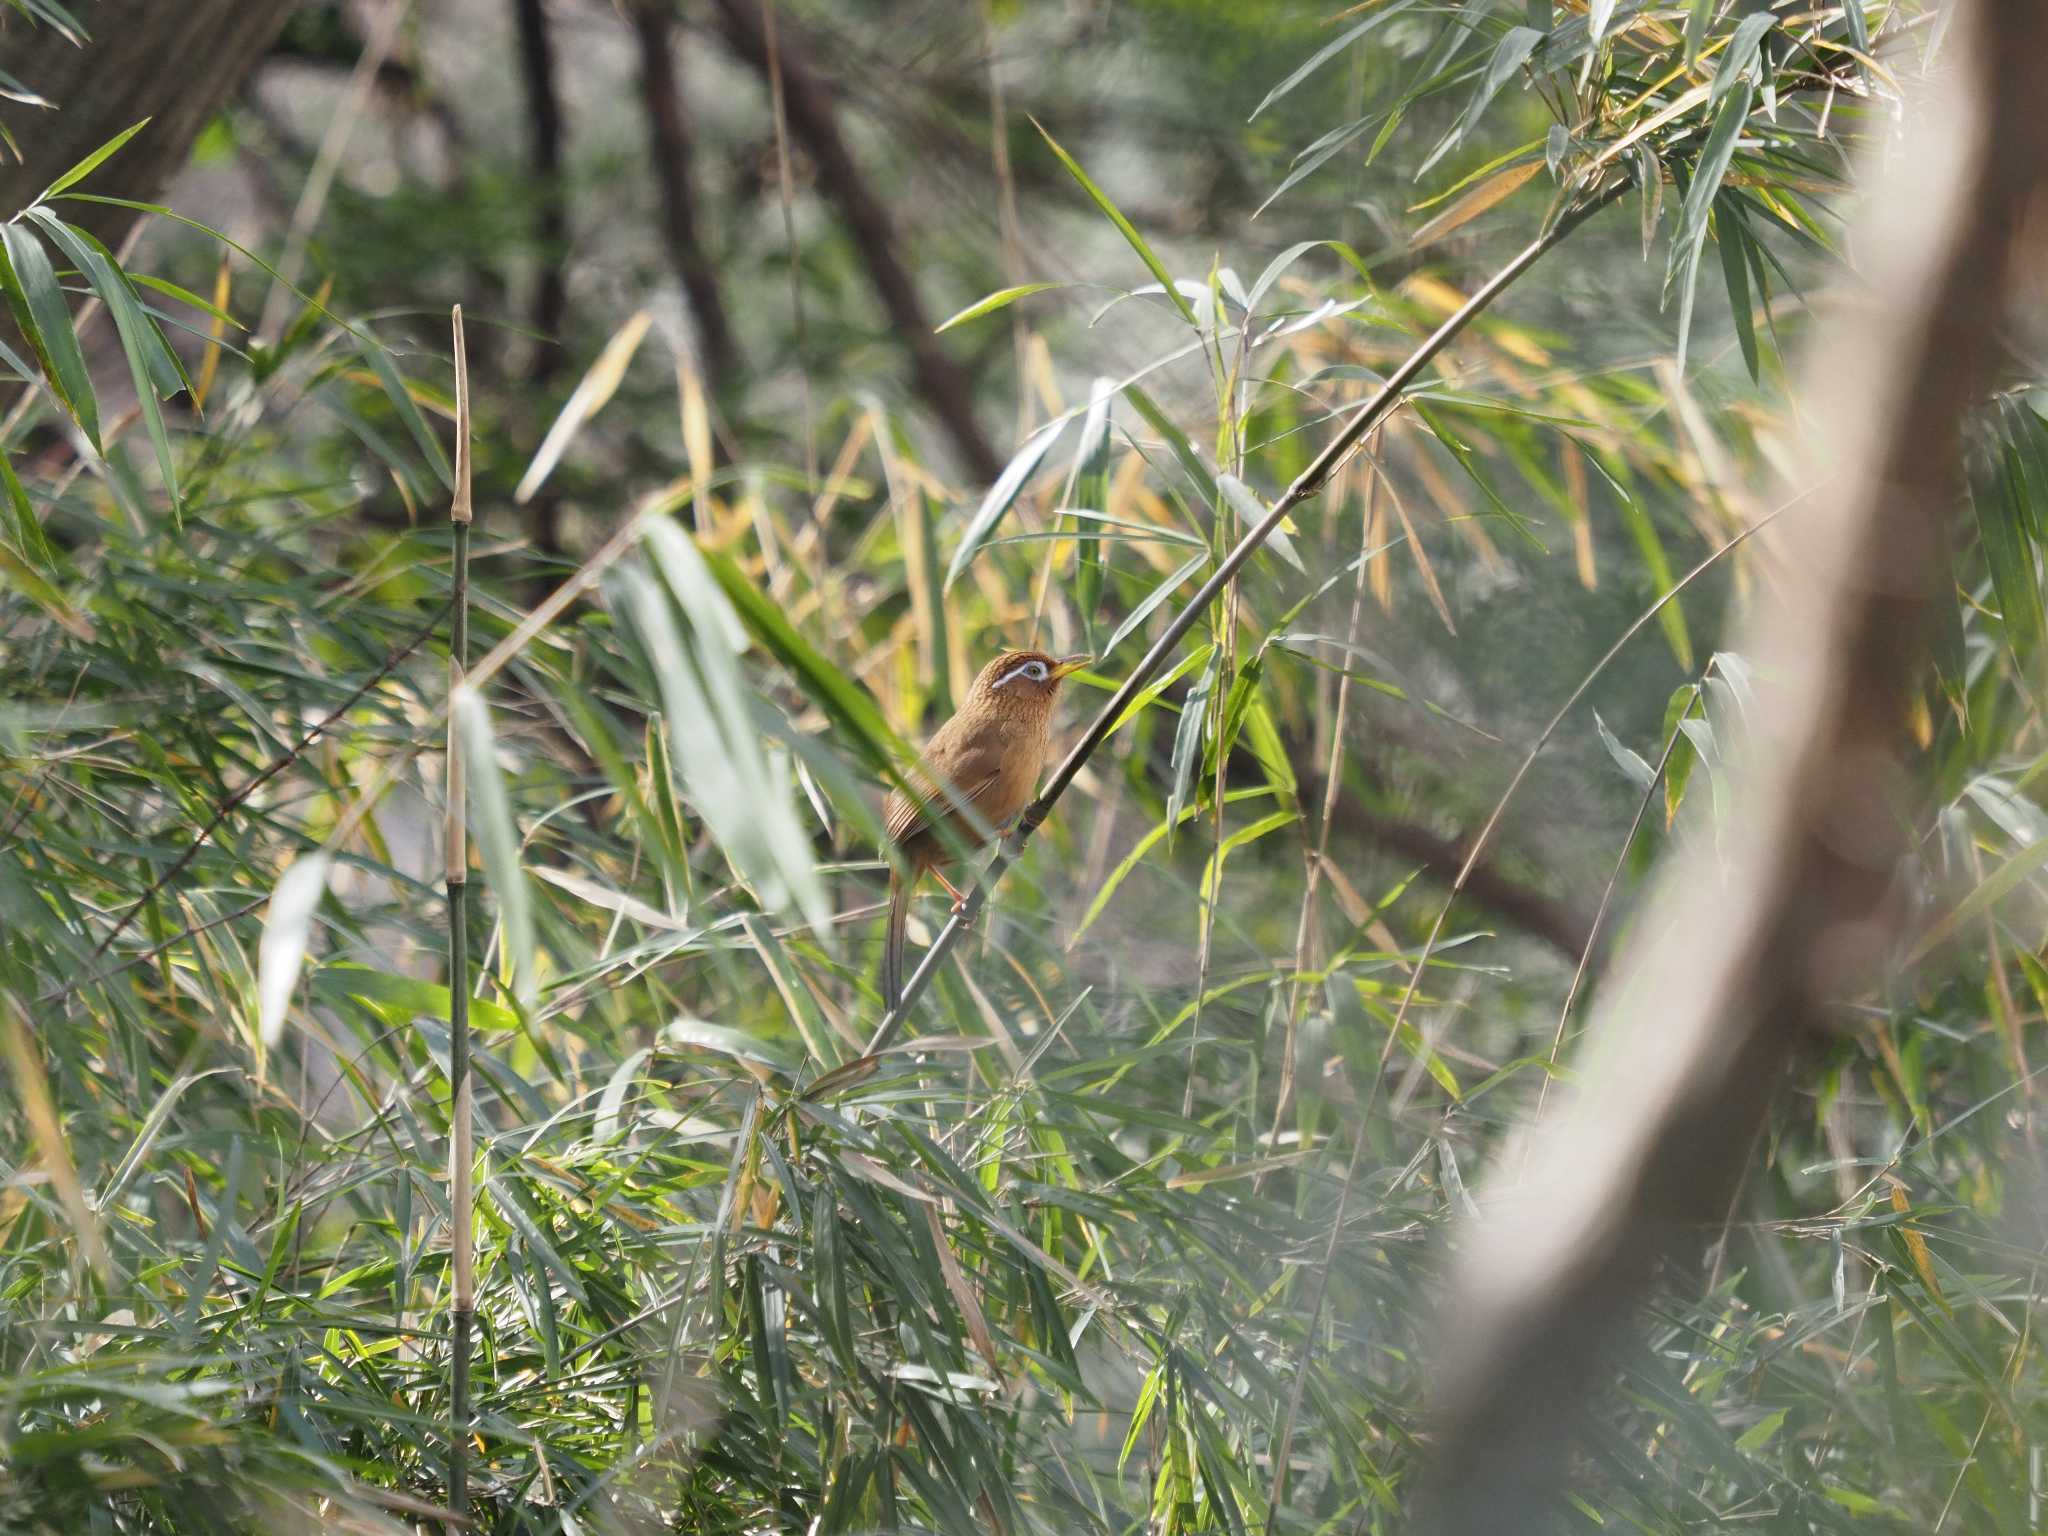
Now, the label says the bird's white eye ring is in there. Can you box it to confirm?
[993,658,1049,689]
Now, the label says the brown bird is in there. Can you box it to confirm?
[883,649,1090,1009]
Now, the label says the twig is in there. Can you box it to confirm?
[865,176,1629,1056]
[1273,456,1378,1143]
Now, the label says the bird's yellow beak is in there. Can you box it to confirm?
[1050,654,1093,680]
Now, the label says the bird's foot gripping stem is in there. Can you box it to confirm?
[930,868,976,927]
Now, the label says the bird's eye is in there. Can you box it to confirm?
[992,658,1050,689]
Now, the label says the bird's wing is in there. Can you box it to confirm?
[885,730,1013,850]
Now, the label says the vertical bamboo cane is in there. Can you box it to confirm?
[445,304,475,1515]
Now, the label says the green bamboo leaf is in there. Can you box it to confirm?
[934,281,1066,333]
[1257,118,1376,217]
[488,1174,589,1303]
[1032,119,1197,326]
[1165,651,1218,848]
[0,452,53,567]
[1593,710,1654,789]
[1716,193,1760,383]
[1735,1406,1790,1455]
[128,271,240,329]
[1684,0,1712,64]
[1124,384,1216,510]
[1454,26,1545,152]
[648,522,830,944]
[357,324,455,493]
[1217,474,1303,573]
[1662,683,1701,826]
[1588,447,1692,670]
[1973,446,2044,657]
[35,117,149,202]
[702,544,907,775]
[1107,640,1214,734]
[1670,83,1752,373]
[25,210,181,504]
[0,222,98,445]
[97,1068,232,1211]
[946,417,1066,588]
[0,539,90,639]
[1102,551,1207,658]
[1910,831,2048,962]
[60,190,366,345]
[0,69,51,109]
[1712,11,1777,107]
[310,962,522,1032]
[626,532,830,943]
[1242,238,1370,316]
[1249,0,1418,121]
[1840,0,1869,52]
[1065,376,1117,643]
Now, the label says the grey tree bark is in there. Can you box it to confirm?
[1414,1,2048,1527]
[0,0,296,238]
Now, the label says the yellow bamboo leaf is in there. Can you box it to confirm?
[1888,1180,1952,1318]
[515,309,653,504]
[1410,160,1543,251]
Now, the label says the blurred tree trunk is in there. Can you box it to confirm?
[510,0,568,381]
[707,0,1001,482]
[0,0,295,238]
[633,2,739,394]
[1415,0,2048,1526]
[511,0,569,571]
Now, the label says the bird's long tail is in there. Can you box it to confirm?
[884,869,909,1012]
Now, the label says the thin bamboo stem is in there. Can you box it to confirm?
[445,305,475,1518]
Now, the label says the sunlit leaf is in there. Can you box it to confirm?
[256,853,331,1051]
[516,309,652,503]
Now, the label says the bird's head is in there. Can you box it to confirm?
[970,650,1091,714]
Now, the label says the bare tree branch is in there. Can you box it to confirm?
[1333,804,1593,962]
[1415,2,2048,1525]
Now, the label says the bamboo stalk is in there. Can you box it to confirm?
[445,304,475,1517]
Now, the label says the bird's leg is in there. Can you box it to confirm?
[930,866,976,927]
